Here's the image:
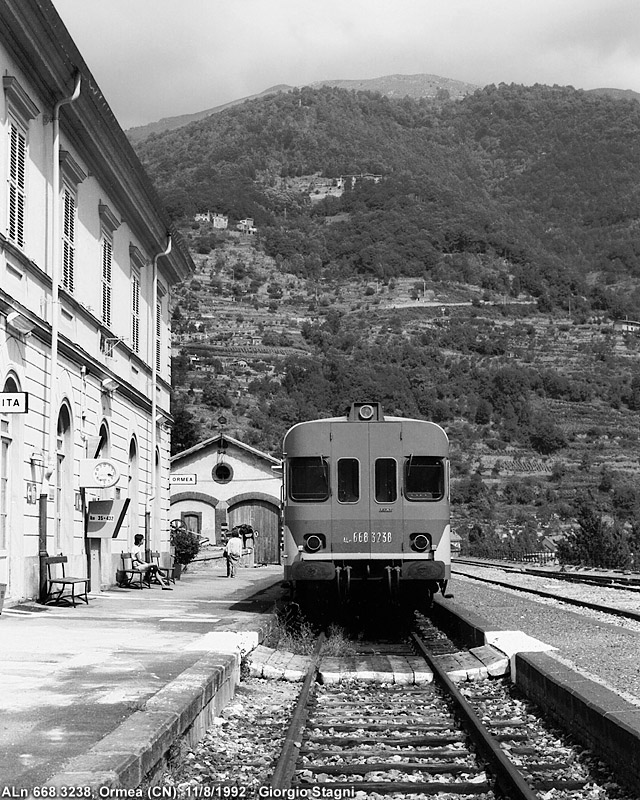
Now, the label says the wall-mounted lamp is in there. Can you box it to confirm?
[101,377,118,394]
[30,450,45,484]
[7,311,35,335]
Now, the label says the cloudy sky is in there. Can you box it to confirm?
[51,0,640,131]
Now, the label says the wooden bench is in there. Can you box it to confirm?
[117,552,147,589]
[151,551,175,585]
[45,555,89,607]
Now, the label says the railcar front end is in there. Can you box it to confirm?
[282,403,450,607]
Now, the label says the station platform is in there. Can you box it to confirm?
[0,558,285,791]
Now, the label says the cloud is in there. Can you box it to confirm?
[51,0,640,129]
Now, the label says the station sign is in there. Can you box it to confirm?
[0,392,28,413]
[86,499,130,538]
[170,473,197,485]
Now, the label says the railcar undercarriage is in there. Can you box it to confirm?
[289,559,448,615]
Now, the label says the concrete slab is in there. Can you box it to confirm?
[0,559,284,789]
[485,630,556,680]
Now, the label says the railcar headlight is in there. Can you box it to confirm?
[304,534,325,553]
[410,533,432,553]
[358,404,375,420]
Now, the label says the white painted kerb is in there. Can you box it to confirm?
[485,630,557,680]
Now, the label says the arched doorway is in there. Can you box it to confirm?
[228,496,280,564]
[1,374,21,596]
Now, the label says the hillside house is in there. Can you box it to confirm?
[0,1,194,602]
[614,319,640,335]
[237,218,257,235]
[194,211,228,229]
[170,434,282,565]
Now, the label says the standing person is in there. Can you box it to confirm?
[132,534,172,589]
[224,529,243,577]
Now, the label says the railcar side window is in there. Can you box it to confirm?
[404,456,444,500]
[375,458,397,503]
[289,457,330,501]
[337,458,359,503]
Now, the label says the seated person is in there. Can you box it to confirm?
[132,534,172,589]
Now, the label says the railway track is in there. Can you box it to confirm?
[451,562,640,623]
[455,557,640,591]
[267,621,607,798]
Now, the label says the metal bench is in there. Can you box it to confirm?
[45,554,89,607]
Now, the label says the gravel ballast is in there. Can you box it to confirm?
[448,565,640,706]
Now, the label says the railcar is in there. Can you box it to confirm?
[282,402,450,608]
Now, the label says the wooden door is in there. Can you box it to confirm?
[228,499,280,564]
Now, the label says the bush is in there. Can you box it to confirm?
[171,529,201,566]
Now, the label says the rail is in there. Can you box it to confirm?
[269,633,324,789]
[411,631,539,800]
[452,564,640,622]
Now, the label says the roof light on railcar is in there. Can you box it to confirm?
[358,404,375,420]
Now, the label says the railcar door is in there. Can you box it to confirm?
[330,421,403,557]
[367,422,403,556]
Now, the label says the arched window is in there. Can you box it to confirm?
[56,403,73,551]
[96,422,110,458]
[128,437,138,542]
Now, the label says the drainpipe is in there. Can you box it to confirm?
[39,73,81,602]
[144,235,172,558]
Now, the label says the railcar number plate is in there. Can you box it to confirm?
[346,531,392,543]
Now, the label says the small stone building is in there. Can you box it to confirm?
[170,434,282,564]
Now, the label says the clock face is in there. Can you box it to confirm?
[93,460,119,487]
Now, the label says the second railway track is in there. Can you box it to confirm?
[451,561,640,623]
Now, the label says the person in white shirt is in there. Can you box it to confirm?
[224,530,243,577]
[132,534,172,589]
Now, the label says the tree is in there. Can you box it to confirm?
[170,397,199,456]
[201,383,232,409]
[556,495,632,568]
[528,415,566,455]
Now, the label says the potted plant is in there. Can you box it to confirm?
[171,528,201,578]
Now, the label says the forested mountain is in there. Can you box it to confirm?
[150,82,640,567]
[137,83,640,316]
[126,73,477,142]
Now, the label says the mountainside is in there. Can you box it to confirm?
[126,73,477,143]
[309,72,478,99]
[143,81,640,566]
[587,87,640,103]
[126,84,294,143]
[137,83,640,316]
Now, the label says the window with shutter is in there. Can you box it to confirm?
[101,235,113,327]
[155,300,161,372]
[62,187,76,292]
[8,122,26,247]
[131,271,140,353]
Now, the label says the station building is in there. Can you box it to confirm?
[0,1,194,602]
[170,433,282,565]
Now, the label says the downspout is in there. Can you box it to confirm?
[39,73,81,602]
[145,235,172,557]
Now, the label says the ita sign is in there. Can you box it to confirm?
[0,392,28,413]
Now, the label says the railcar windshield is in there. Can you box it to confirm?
[337,458,359,503]
[404,456,444,500]
[375,458,397,503]
[288,456,330,501]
